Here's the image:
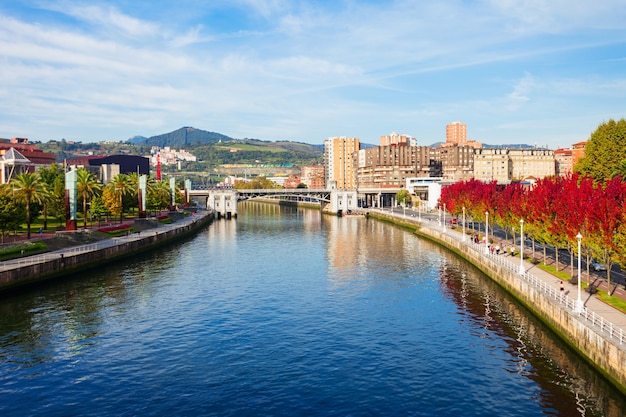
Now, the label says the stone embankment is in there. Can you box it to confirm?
[367,210,626,395]
[0,210,214,293]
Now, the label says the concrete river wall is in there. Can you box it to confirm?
[0,210,214,293]
[368,210,626,395]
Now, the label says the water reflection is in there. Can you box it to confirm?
[438,254,625,417]
[0,203,625,416]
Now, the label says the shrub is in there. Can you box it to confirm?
[97,224,134,236]
[0,241,48,258]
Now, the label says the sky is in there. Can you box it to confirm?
[0,0,625,148]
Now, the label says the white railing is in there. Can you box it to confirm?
[455,226,625,346]
[0,211,210,272]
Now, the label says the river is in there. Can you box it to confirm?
[0,203,624,416]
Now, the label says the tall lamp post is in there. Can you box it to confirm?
[418,200,422,222]
[519,219,525,275]
[438,206,441,226]
[443,203,447,232]
[462,206,466,241]
[575,233,583,312]
[484,211,489,254]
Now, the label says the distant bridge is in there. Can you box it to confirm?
[188,188,358,219]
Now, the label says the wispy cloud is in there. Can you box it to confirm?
[0,0,623,145]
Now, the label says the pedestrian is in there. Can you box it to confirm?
[495,244,500,255]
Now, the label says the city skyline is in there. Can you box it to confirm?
[0,1,624,147]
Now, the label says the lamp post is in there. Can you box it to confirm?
[443,203,447,232]
[438,206,441,226]
[484,211,489,254]
[575,233,583,312]
[462,206,466,241]
[519,219,525,275]
[418,200,421,222]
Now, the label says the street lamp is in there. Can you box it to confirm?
[438,206,441,226]
[443,203,447,232]
[462,206,466,241]
[484,211,489,254]
[519,219,525,275]
[575,233,583,312]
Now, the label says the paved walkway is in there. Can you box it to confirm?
[381,209,626,347]
[0,211,211,272]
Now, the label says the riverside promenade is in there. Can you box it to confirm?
[369,208,626,394]
[0,210,214,293]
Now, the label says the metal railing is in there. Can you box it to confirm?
[0,211,210,272]
[452,225,625,346]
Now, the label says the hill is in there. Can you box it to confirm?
[128,127,233,147]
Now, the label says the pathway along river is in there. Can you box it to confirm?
[1,203,625,416]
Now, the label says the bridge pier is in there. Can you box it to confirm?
[207,191,238,219]
[192,188,358,217]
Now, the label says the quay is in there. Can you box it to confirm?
[0,209,214,293]
[367,209,626,395]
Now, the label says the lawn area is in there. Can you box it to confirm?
[0,241,48,260]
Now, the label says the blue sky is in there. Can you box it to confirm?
[0,0,625,148]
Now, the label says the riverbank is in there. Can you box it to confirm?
[0,209,214,294]
[366,209,626,395]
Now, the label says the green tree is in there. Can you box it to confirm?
[105,174,132,223]
[147,180,173,214]
[0,184,26,242]
[37,163,65,229]
[89,197,108,225]
[234,177,281,189]
[396,189,411,206]
[10,172,48,239]
[575,118,626,182]
[76,168,103,228]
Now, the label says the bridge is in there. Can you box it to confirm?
[188,188,359,219]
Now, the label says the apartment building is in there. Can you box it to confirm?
[445,122,466,146]
[324,137,360,189]
[380,132,417,147]
[301,165,325,189]
[442,122,482,148]
[355,144,432,189]
[572,141,587,168]
[554,148,573,177]
[473,148,555,182]
[432,145,474,182]
[509,149,555,180]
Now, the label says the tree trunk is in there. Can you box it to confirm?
[555,247,559,271]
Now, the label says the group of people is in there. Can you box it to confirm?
[471,234,517,256]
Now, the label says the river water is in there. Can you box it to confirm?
[0,203,625,416]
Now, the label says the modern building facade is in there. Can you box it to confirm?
[0,138,56,184]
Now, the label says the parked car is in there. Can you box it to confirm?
[590,260,607,271]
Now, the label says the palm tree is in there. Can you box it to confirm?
[148,179,174,214]
[106,174,132,223]
[11,172,48,239]
[37,163,65,229]
[76,168,103,228]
